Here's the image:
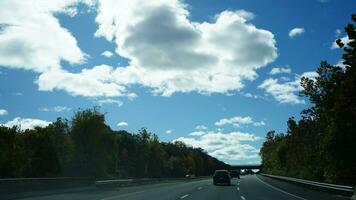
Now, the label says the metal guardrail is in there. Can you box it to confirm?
[260,173,354,194]
[95,179,133,186]
[0,177,90,181]
[95,176,211,187]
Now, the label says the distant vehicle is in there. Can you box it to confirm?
[213,170,231,185]
[185,174,195,178]
[229,170,240,179]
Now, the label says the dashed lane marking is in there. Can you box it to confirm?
[237,187,240,191]
[197,187,203,190]
[241,195,246,200]
[180,194,189,199]
[255,175,307,200]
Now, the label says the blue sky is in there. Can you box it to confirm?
[0,0,354,165]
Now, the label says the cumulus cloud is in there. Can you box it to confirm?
[97,98,124,107]
[174,130,262,162]
[1,0,277,98]
[189,131,206,136]
[37,66,136,98]
[0,0,134,99]
[95,0,277,96]
[289,28,305,38]
[253,121,266,127]
[0,109,8,116]
[215,115,265,127]
[40,106,71,112]
[215,116,253,127]
[117,121,128,127]
[1,117,51,130]
[259,71,318,104]
[331,35,352,49]
[0,0,90,73]
[269,66,291,75]
[165,129,173,134]
[101,50,114,58]
[195,125,208,130]
[240,92,260,99]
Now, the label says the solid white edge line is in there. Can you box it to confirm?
[180,194,189,199]
[241,195,246,200]
[255,175,307,200]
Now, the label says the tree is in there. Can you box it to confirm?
[71,108,117,179]
[261,14,356,185]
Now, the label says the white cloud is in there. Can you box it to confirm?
[195,125,207,130]
[0,0,277,99]
[253,121,266,127]
[258,71,318,104]
[37,66,136,98]
[0,0,134,99]
[95,1,277,96]
[97,98,124,107]
[189,131,206,136]
[0,109,8,116]
[0,0,90,73]
[269,66,291,75]
[215,116,254,127]
[165,129,173,134]
[1,117,51,130]
[240,92,260,99]
[289,28,305,38]
[331,35,352,49]
[40,106,71,112]
[174,130,262,162]
[117,121,128,127]
[335,29,341,37]
[101,50,114,58]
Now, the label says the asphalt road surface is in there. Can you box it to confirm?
[18,175,349,200]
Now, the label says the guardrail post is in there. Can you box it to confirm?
[352,185,356,200]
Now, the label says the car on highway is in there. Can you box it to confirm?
[229,170,240,179]
[213,170,231,185]
[185,174,196,178]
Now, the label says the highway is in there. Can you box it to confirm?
[19,175,348,200]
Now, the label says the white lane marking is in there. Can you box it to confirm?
[241,195,246,200]
[255,175,307,200]
[197,187,203,190]
[180,194,189,199]
[101,190,148,200]
[237,187,240,191]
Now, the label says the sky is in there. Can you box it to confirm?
[0,0,354,165]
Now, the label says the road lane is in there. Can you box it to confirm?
[18,175,349,200]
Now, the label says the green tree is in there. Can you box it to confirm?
[71,108,117,179]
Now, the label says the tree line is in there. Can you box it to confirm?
[0,108,229,179]
[260,14,356,185]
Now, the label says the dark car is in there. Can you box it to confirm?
[213,170,231,185]
[229,170,240,179]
